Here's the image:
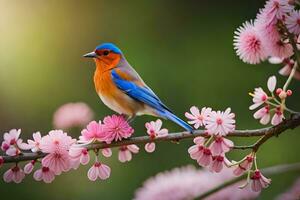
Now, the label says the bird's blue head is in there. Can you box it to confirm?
[83,43,122,58]
[83,43,123,69]
[95,43,122,54]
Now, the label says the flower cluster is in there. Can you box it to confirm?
[1,129,25,156]
[186,106,235,173]
[234,0,300,79]
[79,115,134,145]
[232,153,271,192]
[185,106,272,192]
[0,114,135,183]
[0,113,173,183]
[144,119,168,153]
[249,75,293,125]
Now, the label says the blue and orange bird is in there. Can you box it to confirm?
[83,43,193,132]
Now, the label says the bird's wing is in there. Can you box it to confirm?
[111,69,173,114]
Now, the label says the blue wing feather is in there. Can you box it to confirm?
[111,70,171,113]
[111,69,193,132]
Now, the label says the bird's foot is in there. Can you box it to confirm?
[127,115,136,124]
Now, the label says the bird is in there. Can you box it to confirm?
[83,43,193,132]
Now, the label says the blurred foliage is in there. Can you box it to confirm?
[0,0,299,199]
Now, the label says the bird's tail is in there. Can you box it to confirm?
[160,110,194,132]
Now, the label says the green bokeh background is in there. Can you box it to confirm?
[0,0,299,199]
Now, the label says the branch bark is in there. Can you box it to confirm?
[2,113,300,163]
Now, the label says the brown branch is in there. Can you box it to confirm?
[1,113,300,164]
[196,162,300,199]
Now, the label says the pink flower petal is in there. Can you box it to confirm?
[98,164,111,180]
[24,161,35,174]
[102,148,112,157]
[87,166,98,181]
[145,142,156,153]
[127,144,139,154]
[80,153,90,165]
[267,76,277,92]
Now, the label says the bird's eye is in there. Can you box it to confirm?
[103,50,109,56]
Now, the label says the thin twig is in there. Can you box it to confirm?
[1,113,299,163]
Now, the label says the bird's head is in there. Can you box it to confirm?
[83,43,123,70]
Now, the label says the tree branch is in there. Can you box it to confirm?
[1,113,300,164]
[196,162,300,199]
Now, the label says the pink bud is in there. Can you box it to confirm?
[286,90,292,96]
[276,88,282,95]
[250,170,271,192]
[24,160,35,174]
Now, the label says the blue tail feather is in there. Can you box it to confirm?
[159,111,194,132]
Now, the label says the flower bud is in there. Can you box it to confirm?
[279,91,287,99]
[286,90,292,96]
[276,88,282,95]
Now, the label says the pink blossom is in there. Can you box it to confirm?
[271,107,285,125]
[79,121,104,143]
[1,129,23,156]
[101,148,112,157]
[87,158,111,181]
[39,130,75,153]
[42,151,71,175]
[285,10,300,34]
[53,102,94,130]
[267,38,294,58]
[253,106,271,125]
[69,146,90,169]
[102,115,134,144]
[250,170,271,192]
[40,130,75,175]
[249,88,268,110]
[3,165,25,183]
[24,160,35,174]
[144,119,168,153]
[256,20,279,44]
[256,14,293,58]
[268,56,284,64]
[234,21,267,64]
[233,155,254,176]
[185,106,212,129]
[188,137,206,160]
[118,144,139,163]
[209,136,234,155]
[275,177,300,200]
[197,147,212,167]
[134,166,260,200]
[205,108,235,136]
[268,58,300,80]
[278,59,300,80]
[33,166,55,183]
[26,132,42,152]
[261,25,293,58]
[209,154,231,173]
[259,0,294,24]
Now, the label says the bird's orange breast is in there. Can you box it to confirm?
[93,66,145,116]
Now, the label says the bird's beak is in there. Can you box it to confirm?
[83,52,97,58]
